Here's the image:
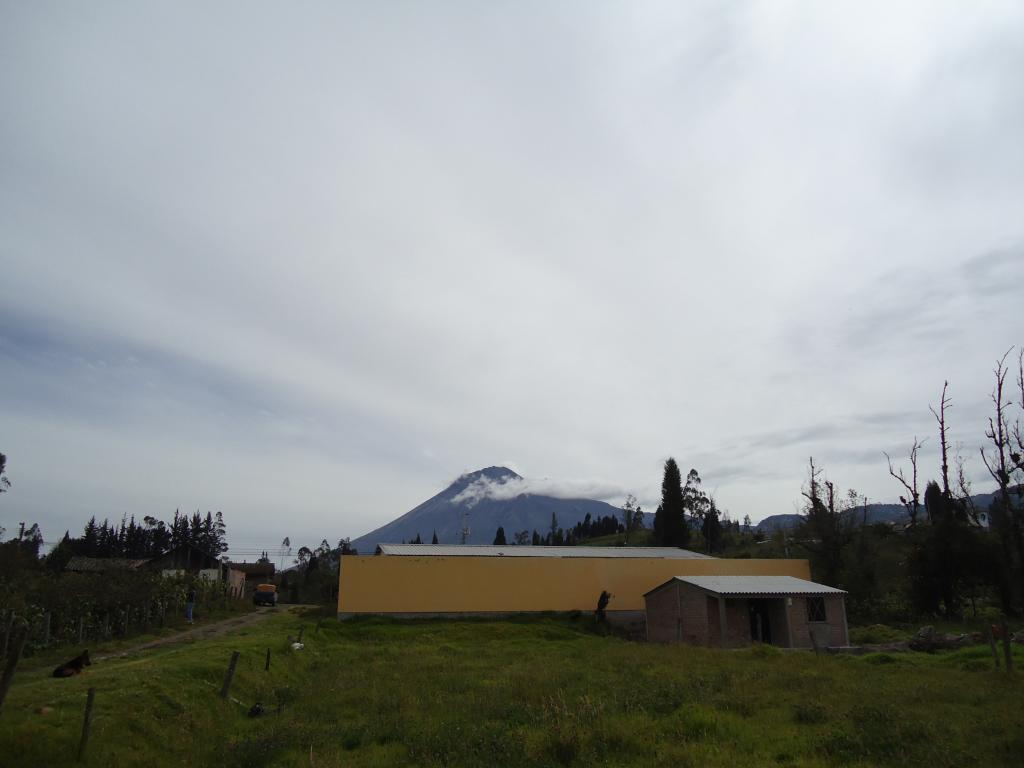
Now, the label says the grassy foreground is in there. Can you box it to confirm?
[1,608,1022,767]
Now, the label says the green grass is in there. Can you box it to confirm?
[1,610,1022,767]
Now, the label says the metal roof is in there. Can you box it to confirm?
[374,544,715,559]
[646,575,845,597]
[65,556,149,572]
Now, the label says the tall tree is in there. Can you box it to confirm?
[83,516,99,556]
[213,511,228,554]
[980,350,1024,613]
[621,495,638,544]
[799,458,850,587]
[0,452,10,494]
[702,498,723,554]
[653,458,689,547]
[493,526,507,545]
[886,437,924,528]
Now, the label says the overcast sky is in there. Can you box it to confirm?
[2,1,1022,556]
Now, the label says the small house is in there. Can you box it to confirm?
[228,561,277,597]
[148,544,223,581]
[65,556,149,574]
[644,575,848,649]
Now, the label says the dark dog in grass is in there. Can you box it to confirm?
[52,650,91,678]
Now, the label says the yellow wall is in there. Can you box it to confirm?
[337,555,811,615]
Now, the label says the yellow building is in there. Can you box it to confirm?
[337,544,812,622]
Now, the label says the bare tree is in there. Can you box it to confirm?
[800,458,850,587]
[930,382,953,499]
[980,349,1022,613]
[885,437,924,527]
[980,351,1013,498]
[954,445,980,525]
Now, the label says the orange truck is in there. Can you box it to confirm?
[253,583,278,607]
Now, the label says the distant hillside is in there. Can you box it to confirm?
[755,492,1006,533]
[350,467,637,553]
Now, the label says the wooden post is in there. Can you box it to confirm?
[1000,615,1014,673]
[1,614,12,658]
[0,625,28,714]
[988,626,1001,668]
[77,687,96,761]
[265,648,271,671]
[220,651,240,699]
[717,597,727,649]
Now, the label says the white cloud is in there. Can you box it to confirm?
[451,475,628,508]
[0,1,1022,544]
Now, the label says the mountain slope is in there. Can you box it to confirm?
[754,493,1008,532]
[349,467,629,552]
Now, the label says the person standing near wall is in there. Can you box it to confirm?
[185,587,197,624]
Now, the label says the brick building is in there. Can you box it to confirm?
[644,575,848,649]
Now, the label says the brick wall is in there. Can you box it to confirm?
[786,595,848,648]
[645,581,712,645]
[679,584,709,645]
[644,582,680,643]
[647,585,847,649]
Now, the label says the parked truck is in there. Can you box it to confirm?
[253,583,278,607]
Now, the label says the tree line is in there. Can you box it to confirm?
[794,350,1024,619]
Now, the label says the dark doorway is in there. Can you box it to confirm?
[748,600,773,644]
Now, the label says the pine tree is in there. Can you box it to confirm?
[431,530,439,545]
[702,498,723,553]
[202,512,215,553]
[654,458,689,547]
[531,530,540,546]
[83,516,99,556]
[214,511,228,554]
[493,526,507,545]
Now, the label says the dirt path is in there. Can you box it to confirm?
[94,608,277,661]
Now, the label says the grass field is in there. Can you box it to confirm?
[1,608,1022,767]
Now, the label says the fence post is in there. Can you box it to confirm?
[0,625,28,714]
[1000,615,1014,673]
[77,687,96,761]
[1,614,11,658]
[220,651,240,699]
[988,626,1001,668]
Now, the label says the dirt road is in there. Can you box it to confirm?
[94,608,277,661]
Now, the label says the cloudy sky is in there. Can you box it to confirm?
[2,1,1022,555]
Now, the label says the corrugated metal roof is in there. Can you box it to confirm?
[65,556,149,572]
[648,575,845,596]
[375,544,715,559]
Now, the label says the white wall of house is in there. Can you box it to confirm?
[161,568,221,581]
